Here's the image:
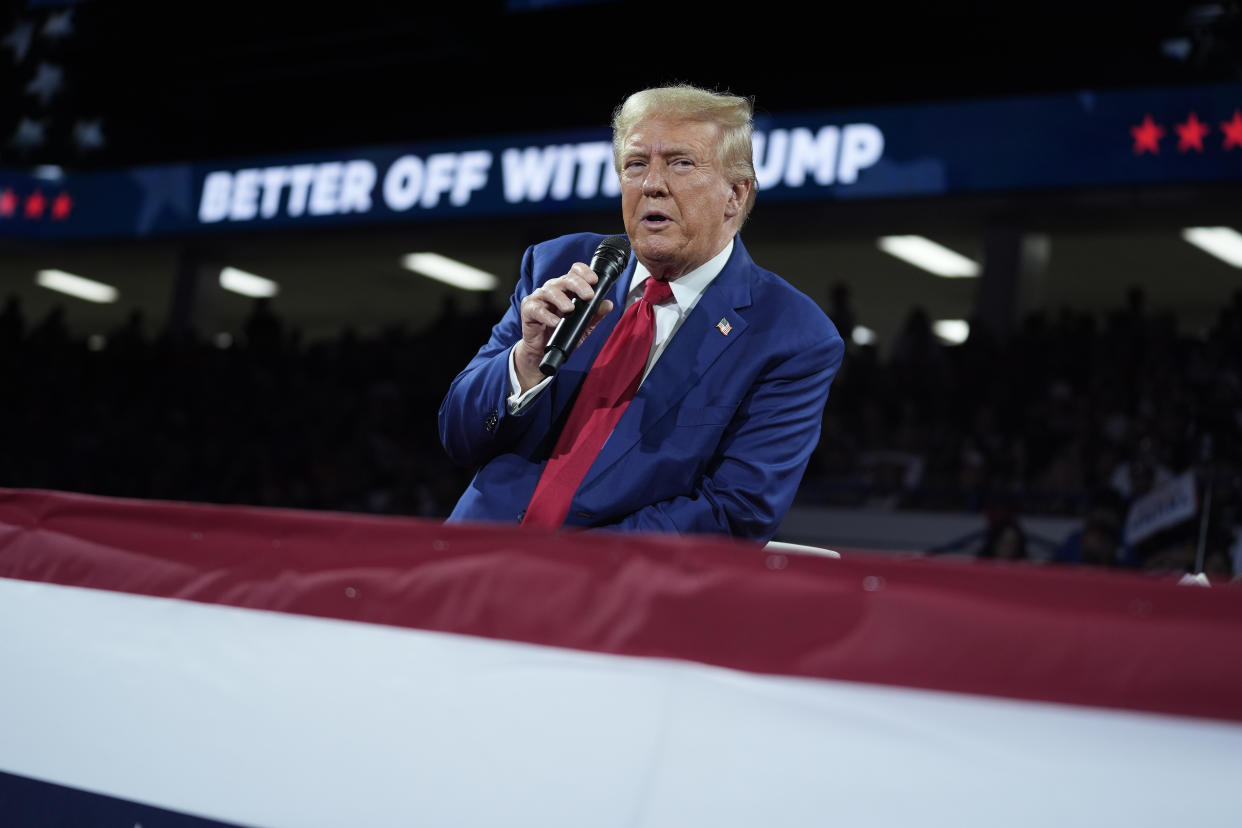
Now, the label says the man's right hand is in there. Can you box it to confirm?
[512,262,615,392]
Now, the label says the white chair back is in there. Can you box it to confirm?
[764,541,841,559]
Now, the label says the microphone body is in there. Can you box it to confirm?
[539,235,631,377]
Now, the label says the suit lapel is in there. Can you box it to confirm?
[579,238,756,488]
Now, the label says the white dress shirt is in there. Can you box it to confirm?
[506,239,734,414]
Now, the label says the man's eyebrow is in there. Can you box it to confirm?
[659,145,699,158]
[621,143,701,161]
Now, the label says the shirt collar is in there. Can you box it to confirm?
[627,239,734,311]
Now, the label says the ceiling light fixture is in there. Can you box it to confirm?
[877,235,981,278]
[219,267,279,298]
[1182,226,1242,268]
[35,269,118,303]
[401,253,499,291]
[933,319,971,344]
[851,325,877,346]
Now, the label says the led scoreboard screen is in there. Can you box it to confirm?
[2,83,1240,241]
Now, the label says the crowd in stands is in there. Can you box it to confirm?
[2,281,1239,578]
[809,283,1242,576]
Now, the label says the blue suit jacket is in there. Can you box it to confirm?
[438,232,843,541]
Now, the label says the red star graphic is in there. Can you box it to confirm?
[1221,110,1242,150]
[51,191,73,220]
[1175,112,1211,152]
[24,190,45,219]
[1131,115,1165,155]
[0,189,16,218]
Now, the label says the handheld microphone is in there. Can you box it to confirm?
[539,235,631,377]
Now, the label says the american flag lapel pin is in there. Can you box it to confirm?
[716,317,733,336]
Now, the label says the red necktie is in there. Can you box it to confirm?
[522,277,674,528]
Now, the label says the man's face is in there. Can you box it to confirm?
[619,117,746,281]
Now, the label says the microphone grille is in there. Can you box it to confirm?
[599,234,631,260]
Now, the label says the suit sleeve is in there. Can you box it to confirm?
[437,244,557,468]
[600,316,844,543]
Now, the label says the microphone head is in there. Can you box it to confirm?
[599,234,631,256]
[593,235,631,271]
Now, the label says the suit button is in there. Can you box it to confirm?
[484,409,499,433]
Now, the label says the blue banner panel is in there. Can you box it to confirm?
[2,83,1240,241]
[0,770,241,827]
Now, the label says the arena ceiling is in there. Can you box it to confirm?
[4,1,1230,169]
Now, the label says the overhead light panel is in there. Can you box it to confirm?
[877,235,981,278]
[220,267,279,298]
[933,319,970,345]
[402,253,499,291]
[35,269,118,303]
[1182,227,1242,268]
[851,325,877,346]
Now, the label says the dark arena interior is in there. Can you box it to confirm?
[2,2,1242,824]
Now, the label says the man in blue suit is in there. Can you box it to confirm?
[438,84,843,541]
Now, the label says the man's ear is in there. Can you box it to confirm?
[724,178,752,219]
